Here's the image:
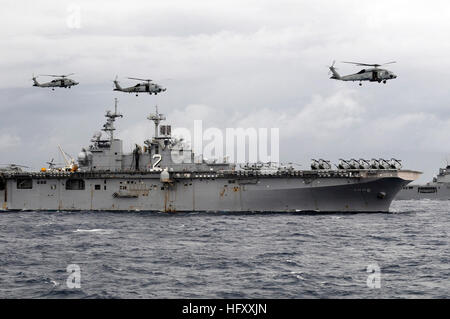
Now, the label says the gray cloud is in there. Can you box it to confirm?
[1,0,450,182]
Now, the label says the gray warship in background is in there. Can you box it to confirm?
[396,164,450,200]
[0,99,420,213]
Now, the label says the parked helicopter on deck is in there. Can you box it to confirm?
[329,61,397,86]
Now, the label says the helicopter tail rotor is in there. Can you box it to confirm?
[31,73,40,86]
[46,158,56,169]
[113,75,122,91]
[328,60,341,79]
[327,60,336,75]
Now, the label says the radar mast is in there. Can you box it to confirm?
[102,98,123,142]
[147,105,166,138]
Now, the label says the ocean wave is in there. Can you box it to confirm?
[73,229,114,234]
[0,200,448,298]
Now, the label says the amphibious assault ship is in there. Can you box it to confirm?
[396,164,450,200]
[0,100,420,212]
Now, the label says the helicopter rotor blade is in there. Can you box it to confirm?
[380,61,396,66]
[342,61,396,68]
[40,73,75,78]
[127,77,152,82]
[342,61,378,67]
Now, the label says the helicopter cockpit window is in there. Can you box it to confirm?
[357,69,366,74]
[134,84,140,87]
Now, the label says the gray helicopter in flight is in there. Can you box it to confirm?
[32,73,79,90]
[113,76,167,96]
[329,61,397,86]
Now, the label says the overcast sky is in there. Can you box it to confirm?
[1,0,450,182]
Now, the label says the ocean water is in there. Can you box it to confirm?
[0,200,448,299]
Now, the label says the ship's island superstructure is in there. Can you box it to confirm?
[0,99,420,212]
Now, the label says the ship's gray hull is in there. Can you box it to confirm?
[0,171,415,213]
[396,164,450,200]
[396,184,450,200]
[238,177,408,212]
